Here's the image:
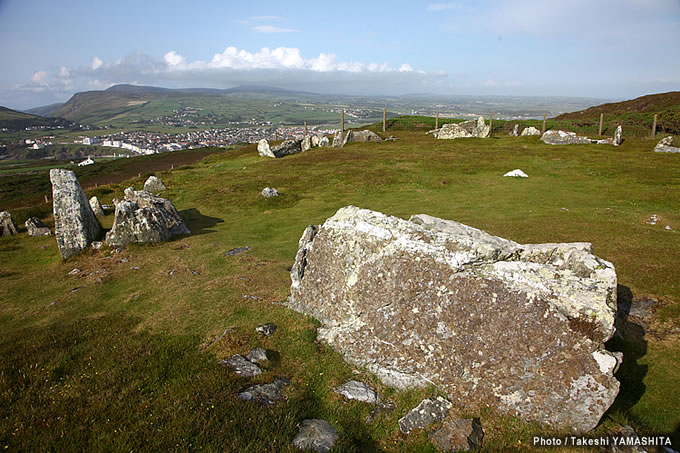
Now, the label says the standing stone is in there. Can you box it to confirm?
[89,196,104,217]
[25,217,51,236]
[398,397,452,434]
[472,116,490,138]
[510,124,520,136]
[50,169,100,259]
[271,140,302,158]
[144,175,167,193]
[318,136,330,147]
[429,418,484,452]
[292,419,339,453]
[0,211,18,237]
[301,135,313,152]
[311,135,320,147]
[257,139,275,158]
[287,206,620,433]
[614,126,623,146]
[520,126,541,136]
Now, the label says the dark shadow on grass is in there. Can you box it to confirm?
[603,285,648,422]
[179,208,224,236]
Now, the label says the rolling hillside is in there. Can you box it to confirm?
[0,106,75,130]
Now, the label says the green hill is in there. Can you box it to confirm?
[24,102,65,117]
[0,106,75,130]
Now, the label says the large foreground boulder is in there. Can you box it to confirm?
[50,169,100,258]
[105,188,190,248]
[0,211,18,237]
[288,206,620,433]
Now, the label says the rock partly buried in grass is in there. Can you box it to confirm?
[521,126,541,136]
[333,130,383,147]
[256,323,277,337]
[288,206,620,433]
[221,354,262,377]
[89,196,105,217]
[144,175,167,193]
[0,211,19,237]
[261,187,279,198]
[238,378,290,405]
[541,130,594,145]
[292,419,339,453]
[334,380,379,403]
[429,418,484,452]
[398,397,452,434]
[271,139,302,158]
[104,188,190,248]
[503,169,528,178]
[25,217,51,236]
[654,136,680,153]
[50,169,101,259]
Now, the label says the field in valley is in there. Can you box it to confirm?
[0,124,679,451]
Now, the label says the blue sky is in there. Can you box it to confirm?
[1,0,679,109]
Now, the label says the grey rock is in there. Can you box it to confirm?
[366,401,395,423]
[521,126,542,136]
[318,136,330,147]
[261,187,279,198]
[433,117,489,140]
[503,169,528,178]
[50,169,101,259]
[614,125,623,146]
[224,246,250,256]
[288,206,620,433]
[398,397,452,434]
[429,418,484,452]
[245,348,269,364]
[238,378,290,404]
[257,139,275,158]
[220,354,262,377]
[104,188,189,248]
[91,241,103,250]
[25,217,51,237]
[144,176,167,193]
[610,425,647,453]
[256,323,277,337]
[301,135,313,152]
[292,419,339,453]
[629,298,655,319]
[541,130,593,145]
[311,135,320,147]
[334,380,379,403]
[271,140,302,158]
[89,196,104,217]
[654,137,680,153]
[511,124,519,136]
[333,130,382,147]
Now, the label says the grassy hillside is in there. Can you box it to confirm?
[24,103,65,117]
[1,130,679,451]
[0,106,74,130]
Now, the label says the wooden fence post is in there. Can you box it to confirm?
[44,195,49,204]
[652,114,658,138]
[304,121,308,136]
[489,112,493,136]
[598,113,604,136]
[542,113,547,134]
[382,108,386,133]
[435,110,439,130]
[341,110,345,133]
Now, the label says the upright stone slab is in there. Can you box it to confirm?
[257,139,275,158]
[614,125,623,146]
[288,206,620,433]
[89,196,104,217]
[50,169,100,259]
[521,126,541,136]
[0,211,18,237]
[144,175,167,193]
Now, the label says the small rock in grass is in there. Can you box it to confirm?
[666,225,672,230]
[68,268,81,276]
[245,348,269,364]
[256,323,277,337]
[366,401,395,423]
[334,380,379,403]
[503,169,528,178]
[398,396,452,434]
[224,246,250,256]
[292,419,339,453]
[220,354,262,377]
[238,378,290,405]
[262,187,279,198]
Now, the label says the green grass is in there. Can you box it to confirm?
[1,129,679,451]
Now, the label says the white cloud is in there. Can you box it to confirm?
[31,71,49,85]
[249,15,283,21]
[91,57,103,70]
[58,66,70,78]
[399,63,414,72]
[426,2,461,12]
[164,51,186,67]
[254,25,300,33]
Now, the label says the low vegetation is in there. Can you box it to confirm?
[1,123,679,451]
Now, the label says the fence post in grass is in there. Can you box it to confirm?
[383,108,386,133]
[489,112,493,136]
[304,121,308,136]
[435,110,439,130]
[542,113,547,134]
[598,113,604,136]
[44,195,49,204]
[652,114,658,138]
[341,110,345,133]
[171,164,174,170]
